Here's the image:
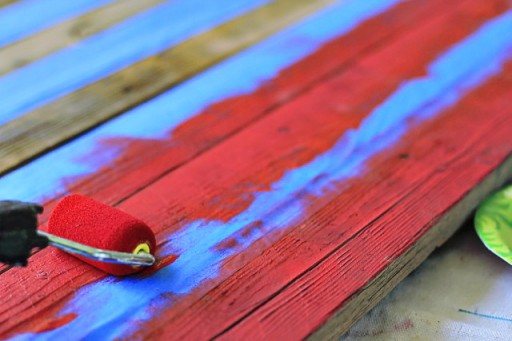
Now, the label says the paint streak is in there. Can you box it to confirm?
[31,314,78,333]
[458,309,512,323]
[0,0,113,49]
[394,318,414,331]
[0,0,403,203]
[12,10,512,340]
[0,0,271,126]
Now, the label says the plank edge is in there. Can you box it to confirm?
[308,151,512,340]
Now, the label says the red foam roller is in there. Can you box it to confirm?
[48,194,156,276]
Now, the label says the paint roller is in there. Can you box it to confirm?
[0,194,156,276]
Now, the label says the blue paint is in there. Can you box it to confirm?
[0,0,270,126]
[459,309,512,323]
[11,9,512,340]
[0,0,403,204]
[0,0,113,49]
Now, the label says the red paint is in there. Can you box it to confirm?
[33,0,450,224]
[48,194,157,276]
[33,313,78,333]
[394,318,414,331]
[139,254,179,278]
[202,69,512,340]
[1,0,508,338]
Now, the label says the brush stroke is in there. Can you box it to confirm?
[0,0,113,49]
[0,0,271,126]
[12,9,512,341]
[0,0,403,203]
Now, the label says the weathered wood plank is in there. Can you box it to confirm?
[0,0,334,177]
[0,0,407,273]
[218,72,512,341]
[0,0,113,48]
[2,1,509,338]
[0,0,166,76]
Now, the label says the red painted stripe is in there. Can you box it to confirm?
[214,64,512,341]
[0,0,506,337]
[35,0,448,222]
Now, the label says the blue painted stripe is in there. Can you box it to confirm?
[10,8,512,341]
[0,0,403,204]
[0,0,270,126]
[0,0,114,49]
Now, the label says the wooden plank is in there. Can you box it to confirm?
[2,1,510,338]
[0,0,113,48]
[0,0,18,8]
[0,0,166,76]
[217,69,512,341]
[0,0,335,177]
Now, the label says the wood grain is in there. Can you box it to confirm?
[0,0,335,177]
[0,0,457,280]
[0,0,114,49]
[25,0,444,223]
[0,0,165,76]
[1,0,509,337]
[0,0,16,8]
[142,16,512,341]
[218,80,512,340]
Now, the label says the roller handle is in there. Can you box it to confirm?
[39,230,155,266]
[0,200,155,267]
[0,201,47,266]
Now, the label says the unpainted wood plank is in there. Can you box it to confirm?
[0,0,166,76]
[0,0,508,337]
[0,0,335,177]
[0,0,17,8]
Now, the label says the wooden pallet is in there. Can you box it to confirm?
[1,0,511,339]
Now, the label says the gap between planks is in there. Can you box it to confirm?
[0,0,335,177]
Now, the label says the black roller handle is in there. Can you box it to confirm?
[0,201,48,266]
